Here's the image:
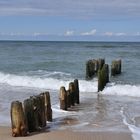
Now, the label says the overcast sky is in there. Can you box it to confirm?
[0,0,140,41]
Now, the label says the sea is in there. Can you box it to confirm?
[0,41,140,139]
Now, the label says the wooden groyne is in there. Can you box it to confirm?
[86,58,105,80]
[10,58,122,137]
[59,79,80,111]
[86,58,122,91]
[11,92,53,136]
[10,79,80,137]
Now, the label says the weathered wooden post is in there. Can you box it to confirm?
[94,60,99,73]
[11,101,27,137]
[40,92,52,122]
[59,86,67,110]
[111,60,117,76]
[104,64,109,83]
[24,98,39,132]
[74,79,80,104]
[66,90,71,108]
[36,95,46,127]
[97,58,105,70]
[86,59,105,80]
[98,64,109,92]
[111,59,122,76]
[69,82,75,106]
[118,59,121,74]
[86,59,96,79]
[24,95,47,133]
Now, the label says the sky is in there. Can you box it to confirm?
[0,0,140,41]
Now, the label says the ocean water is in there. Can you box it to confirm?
[0,41,140,139]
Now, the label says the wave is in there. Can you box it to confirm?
[102,83,140,97]
[0,72,97,92]
[0,71,140,97]
[21,70,72,79]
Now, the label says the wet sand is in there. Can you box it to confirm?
[0,94,138,140]
[0,126,132,140]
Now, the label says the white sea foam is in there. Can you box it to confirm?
[102,83,140,97]
[0,72,97,92]
[120,107,140,140]
[0,71,140,97]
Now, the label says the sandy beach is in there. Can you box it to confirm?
[0,126,132,140]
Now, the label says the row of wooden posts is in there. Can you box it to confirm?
[10,58,121,137]
[86,58,122,91]
[59,79,80,111]
[10,79,80,137]
[11,92,52,137]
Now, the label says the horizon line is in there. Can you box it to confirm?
[0,39,140,43]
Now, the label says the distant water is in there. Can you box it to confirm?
[0,41,140,140]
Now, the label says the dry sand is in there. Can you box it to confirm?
[0,126,132,140]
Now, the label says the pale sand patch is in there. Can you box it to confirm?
[0,126,132,140]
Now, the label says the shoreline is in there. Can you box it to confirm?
[0,126,133,140]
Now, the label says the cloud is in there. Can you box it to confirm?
[64,30,74,36]
[134,32,140,36]
[0,32,26,36]
[81,29,97,36]
[115,32,126,36]
[0,0,140,19]
[103,32,127,36]
[103,32,113,36]
[33,32,48,36]
[0,32,49,37]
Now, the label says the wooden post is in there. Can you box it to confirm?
[69,82,75,106]
[98,64,109,92]
[24,98,39,133]
[97,58,105,70]
[74,79,80,104]
[104,64,109,83]
[118,59,122,74]
[111,59,122,76]
[86,59,96,79]
[94,60,99,73]
[66,90,71,108]
[86,59,105,80]
[59,86,67,110]
[40,92,52,122]
[36,95,46,127]
[24,95,46,133]
[11,101,27,137]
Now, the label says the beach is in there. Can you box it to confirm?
[0,126,132,140]
[0,92,137,140]
[0,41,140,140]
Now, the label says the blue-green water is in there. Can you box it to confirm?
[0,41,140,84]
[0,41,140,139]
